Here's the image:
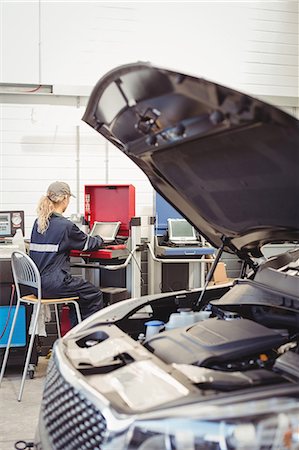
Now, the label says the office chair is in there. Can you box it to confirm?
[0,250,81,401]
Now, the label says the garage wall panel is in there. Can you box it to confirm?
[29,2,251,88]
[241,1,298,96]
[0,1,40,83]
[3,154,76,169]
[40,3,139,85]
[0,103,85,236]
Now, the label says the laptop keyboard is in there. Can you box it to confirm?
[169,241,202,247]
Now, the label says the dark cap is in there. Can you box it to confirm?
[47,181,75,200]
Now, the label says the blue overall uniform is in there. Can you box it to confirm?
[29,213,104,324]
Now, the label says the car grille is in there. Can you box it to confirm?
[41,356,107,450]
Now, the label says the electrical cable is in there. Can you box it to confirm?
[23,85,42,93]
[0,284,15,340]
[14,441,34,449]
[131,251,146,287]
[132,246,175,293]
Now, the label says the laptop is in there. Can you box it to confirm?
[89,221,121,243]
[167,218,200,246]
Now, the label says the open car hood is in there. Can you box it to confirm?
[83,62,299,258]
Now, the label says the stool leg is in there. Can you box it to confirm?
[18,302,41,402]
[0,300,21,386]
[72,301,82,324]
[54,304,61,338]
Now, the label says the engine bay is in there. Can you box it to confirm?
[62,251,299,412]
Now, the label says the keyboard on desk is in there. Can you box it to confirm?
[102,244,126,250]
[100,237,127,247]
[168,241,202,247]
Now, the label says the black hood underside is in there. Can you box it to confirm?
[83,62,299,258]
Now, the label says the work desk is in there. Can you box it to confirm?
[147,240,216,294]
[70,245,129,263]
[70,243,141,298]
[155,245,215,258]
[70,246,130,270]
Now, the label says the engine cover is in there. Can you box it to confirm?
[145,317,288,367]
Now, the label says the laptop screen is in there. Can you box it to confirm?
[167,218,197,243]
[89,221,121,242]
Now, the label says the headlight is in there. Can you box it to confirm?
[125,411,299,450]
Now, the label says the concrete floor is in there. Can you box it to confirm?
[0,357,49,450]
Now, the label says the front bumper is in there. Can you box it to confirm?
[36,341,299,450]
[35,343,135,450]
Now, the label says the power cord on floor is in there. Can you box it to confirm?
[14,440,34,449]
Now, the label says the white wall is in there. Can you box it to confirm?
[0,1,298,238]
[2,1,297,94]
[241,1,298,96]
[0,100,153,237]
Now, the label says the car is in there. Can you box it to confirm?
[35,62,299,450]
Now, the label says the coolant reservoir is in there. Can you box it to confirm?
[165,308,210,330]
[144,320,165,339]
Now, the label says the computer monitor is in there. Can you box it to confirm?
[167,218,198,244]
[0,211,25,238]
[89,221,121,242]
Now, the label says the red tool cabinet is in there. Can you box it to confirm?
[84,184,135,237]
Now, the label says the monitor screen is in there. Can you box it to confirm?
[89,221,121,242]
[0,212,11,237]
[168,218,197,242]
[0,211,25,238]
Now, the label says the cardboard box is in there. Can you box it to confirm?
[211,262,229,285]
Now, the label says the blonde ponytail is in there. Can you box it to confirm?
[37,193,66,233]
[36,196,54,234]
